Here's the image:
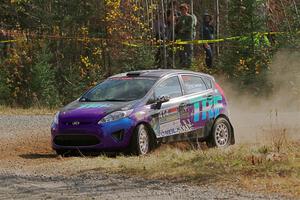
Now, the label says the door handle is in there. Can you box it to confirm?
[179,103,188,107]
[206,94,213,100]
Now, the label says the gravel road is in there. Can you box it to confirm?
[0,114,298,200]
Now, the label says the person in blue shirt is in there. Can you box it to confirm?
[201,12,214,68]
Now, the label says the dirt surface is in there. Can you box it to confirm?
[0,115,298,200]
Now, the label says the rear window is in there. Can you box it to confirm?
[182,75,207,94]
[155,76,183,98]
[202,77,213,89]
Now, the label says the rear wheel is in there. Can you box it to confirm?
[130,124,151,155]
[207,117,232,148]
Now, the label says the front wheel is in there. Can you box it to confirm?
[207,117,232,148]
[130,124,151,155]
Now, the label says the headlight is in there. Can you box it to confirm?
[53,112,60,125]
[98,110,133,124]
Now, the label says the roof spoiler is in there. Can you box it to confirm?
[126,72,141,77]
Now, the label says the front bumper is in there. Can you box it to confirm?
[51,117,135,151]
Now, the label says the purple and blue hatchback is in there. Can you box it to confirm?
[51,70,235,155]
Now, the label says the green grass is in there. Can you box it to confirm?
[0,106,56,115]
[88,143,300,197]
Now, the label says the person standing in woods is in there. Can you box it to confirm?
[201,12,214,68]
[154,13,166,67]
[166,0,180,41]
[176,3,193,68]
[166,1,180,67]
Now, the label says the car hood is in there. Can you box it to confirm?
[59,100,137,124]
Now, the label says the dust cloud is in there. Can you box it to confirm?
[217,50,300,144]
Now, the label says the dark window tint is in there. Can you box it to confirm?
[182,75,207,94]
[155,76,182,98]
[203,77,213,89]
[81,78,157,102]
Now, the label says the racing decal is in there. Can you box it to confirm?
[191,95,223,122]
[159,119,193,137]
[78,103,112,109]
[160,119,181,137]
[159,107,180,124]
[157,106,194,137]
[179,103,190,119]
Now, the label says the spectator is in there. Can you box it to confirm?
[201,12,214,68]
[176,3,193,68]
[166,0,180,41]
[166,1,180,68]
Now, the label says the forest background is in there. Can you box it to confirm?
[0,0,299,108]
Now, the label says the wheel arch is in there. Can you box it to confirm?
[212,114,235,145]
[132,121,158,149]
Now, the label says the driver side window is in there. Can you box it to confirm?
[155,76,183,99]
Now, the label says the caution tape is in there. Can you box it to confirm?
[174,31,285,45]
[0,31,298,46]
[0,39,18,44]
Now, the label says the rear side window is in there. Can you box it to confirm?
[202,77,213,89]
[155,76,182,98]
[182,75,207,94]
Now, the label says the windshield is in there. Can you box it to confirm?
[81,77,157,102]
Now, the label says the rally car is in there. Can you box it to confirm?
[51,69,235,155]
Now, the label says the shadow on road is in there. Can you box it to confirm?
[19,151,120,159]
[19,153,58,159]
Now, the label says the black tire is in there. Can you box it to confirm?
[130,124,152,155]
[207,117,232,148]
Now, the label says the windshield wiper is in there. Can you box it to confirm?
[100,99,129,102]
[80,97,91,102]
[80,98,130,102]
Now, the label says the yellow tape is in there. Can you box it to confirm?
[121,41,141,47]
[0,39,18,44]
[0,31,298,46]
[174,31,282,45]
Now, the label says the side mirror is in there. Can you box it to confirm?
[157,95,170,103]
[152,95,170,109]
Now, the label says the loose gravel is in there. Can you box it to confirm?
[0,115,297,200]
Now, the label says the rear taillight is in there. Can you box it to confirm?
[214,82,225,97]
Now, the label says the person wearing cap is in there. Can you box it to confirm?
[201,12,214,68]
[175,3,193,68]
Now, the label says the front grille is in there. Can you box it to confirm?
[64,121,93,126]
[54,135,100,146]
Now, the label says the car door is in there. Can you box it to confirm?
[152,75,186,138]
[180,74,214,132]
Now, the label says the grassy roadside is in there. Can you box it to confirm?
[89,143,300,198]
[0,106,56,115]
[1,107,299,197]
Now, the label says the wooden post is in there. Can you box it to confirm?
[292,0,300,23]
[215,0,220,57]
[279,0,292,32]
[161,0,167,68]
[171,0,176,68]
[190,0,194,64]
